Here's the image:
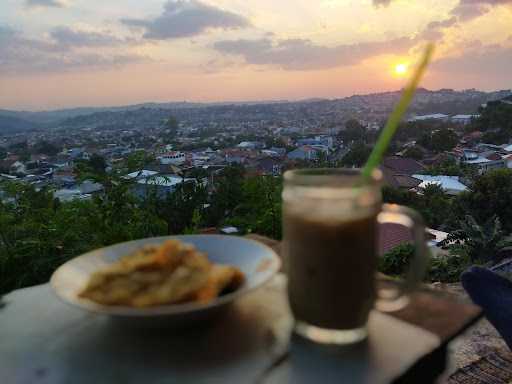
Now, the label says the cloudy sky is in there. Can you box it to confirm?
[0,0,511,110]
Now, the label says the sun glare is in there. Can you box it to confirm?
[394,63,408,75]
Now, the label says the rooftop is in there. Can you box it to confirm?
[412,174,469,194]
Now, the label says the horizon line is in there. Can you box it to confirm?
[3,86,511,114]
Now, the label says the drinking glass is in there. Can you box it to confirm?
[282,168,427,344]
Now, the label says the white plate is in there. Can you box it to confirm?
[50,235,281,325]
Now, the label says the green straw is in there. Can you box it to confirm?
[360,43,435,181]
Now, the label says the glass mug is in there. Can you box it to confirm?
[282,168,427,344]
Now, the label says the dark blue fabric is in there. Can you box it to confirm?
[461,266,512,350]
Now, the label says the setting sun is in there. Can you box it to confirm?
[395,63,408,75]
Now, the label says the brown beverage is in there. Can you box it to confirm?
[285,212,378,330]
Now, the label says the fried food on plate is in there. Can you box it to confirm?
[78,239,245,307]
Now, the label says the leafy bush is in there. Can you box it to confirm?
[378,243,415,276]
[440,215,512,264]
[379,243,472,283]
[428,252,470,283]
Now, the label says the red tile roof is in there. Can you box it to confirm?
[382,156,426,174]
[378,223,413,255]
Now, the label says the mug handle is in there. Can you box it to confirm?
[375,204,428,312]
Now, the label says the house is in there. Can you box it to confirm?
[451,115,479,125]
[411,175,469,195]
[10,161,27,175]
[378,223,443,256]
[253,157,283,176]
[67,148,90,161]
[237,141,264,150]
[79,181,104,195]
[157,151,186,165]
[461,131,483,145]
[382,157,426,174]
[296,136,334,149]
[54,188,91,202]
[459,150,506,174]
[269,147,286,156]
[380,157,426,189]
[504,154,512,168]
[409,113,449,122]
[124,170,159,180]
[133,175,195,199]
[287,146,322,161]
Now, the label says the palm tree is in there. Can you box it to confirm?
[440,215,512,264]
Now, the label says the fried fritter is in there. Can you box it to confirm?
[78,239,244,307]
[194,265,245,303]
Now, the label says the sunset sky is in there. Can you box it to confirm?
[0,0,511,110]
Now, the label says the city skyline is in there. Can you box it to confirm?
[1,0,511,110]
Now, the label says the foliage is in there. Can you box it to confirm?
[228,176,282,239]
[88,154,107,175]
[205,165,245,226]
[340,143,371,167]
[481,130,511,145]
[164,116,179,140]
[379,243,415,276]
[428,253,470,283]
[424,158,462,176]
[8,141,28,155]
[383,184,451,229]
[440,215,512,264]
[379,243,470,283]
[33,140,60,156]
[418,128,458,153]
[451,169,512,232]
[124,151,156,172]
[338,119,367,143]
[473,100,512,134]
[382,186,419,206]
[153,181,208,235]
[415,183,452,229]
[393,121,435,143]
[0,178,166,295]
[402,146,424,160]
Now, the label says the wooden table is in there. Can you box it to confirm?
[0,270,481,384]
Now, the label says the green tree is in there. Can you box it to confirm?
[124,151,155,172]
[416,183,452,229]
[379,243,415,276]
[164,116,179,140]
[229,176,283,239]
[473,99,512,134]
[382,186,419,207]
[418,128,458,153]
[424,158,462,176]
[155,181,208,235]
[88,154,107,175]
[440,215,512,264]
[452,169,512,232]
[340,143,371,167]
[34,140,60,156]
[402,146,424,160]
[206,165,245,226]
[338,119,367,143]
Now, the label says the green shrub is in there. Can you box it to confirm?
[380,243,472,283]
[379,243,415,276]
[427,252,471,283]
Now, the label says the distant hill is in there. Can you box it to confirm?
[0,115,40,134]
[1,88,511,130]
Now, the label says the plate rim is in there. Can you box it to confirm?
[50,234,281,317]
